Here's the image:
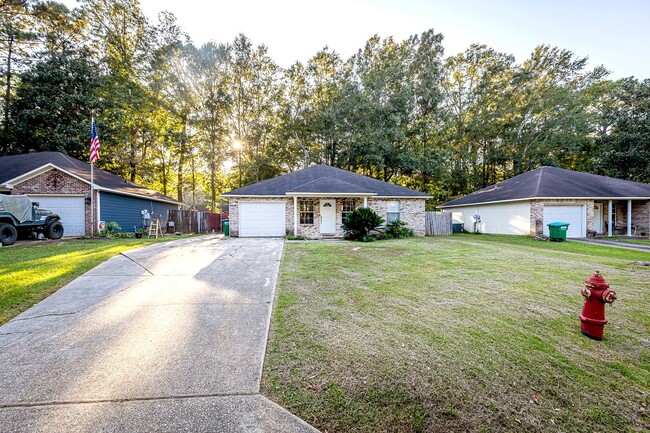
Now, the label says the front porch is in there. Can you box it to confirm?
[288,194,373,238]
[594,199,650,237]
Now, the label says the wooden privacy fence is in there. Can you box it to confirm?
[425,211,452,236]
[167,210,224,234]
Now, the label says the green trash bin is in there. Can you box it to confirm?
[222,219,230,236]
[547,222,569,242]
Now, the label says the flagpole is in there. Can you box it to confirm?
[90,114,101,238]
[91,161,94,238]
[90,114,94,238]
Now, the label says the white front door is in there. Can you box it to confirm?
[320,200,336,234]
[594,203,603,234]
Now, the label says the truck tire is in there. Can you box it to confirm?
[0,223,18,246]
[45,221,64,240]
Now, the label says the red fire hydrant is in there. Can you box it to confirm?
[580,271,616,340]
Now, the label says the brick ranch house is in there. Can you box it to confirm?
[439,166,650,238]
[0,152,181,236]
[221,165,430,238]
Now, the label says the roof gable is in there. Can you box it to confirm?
[441,166,650,207]
[223,165,430,198]
[0,152,180,205]
[286,177,375,194]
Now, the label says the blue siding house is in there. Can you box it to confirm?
[100,192,179,231]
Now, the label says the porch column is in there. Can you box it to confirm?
[627,199,632,236]
[363,197,368,208]
[293,195,298,236]
[608,200,612,237]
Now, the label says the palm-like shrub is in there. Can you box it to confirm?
[342,207,384,240]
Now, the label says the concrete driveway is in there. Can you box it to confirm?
[0,235,318,432]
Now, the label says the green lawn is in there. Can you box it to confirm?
[263,234,650,433]
[0,236,186,325]
[621,239,650,246]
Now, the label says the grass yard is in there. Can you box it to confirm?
[263,234,650,433]
[621,239,650,246]
[0,236,187,325]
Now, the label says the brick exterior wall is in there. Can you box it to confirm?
[10,169,97,235]
[368,198,425,237]
[530,201,543,236]
[228,197,426,238]
[632,201,650,236]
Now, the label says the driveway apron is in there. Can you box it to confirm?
[0,235,319,433]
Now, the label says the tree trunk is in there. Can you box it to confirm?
[209,125,216,211]
[177,117,187,203]
[4,33,13,132]
[191,153,196,210]
[161,160,167,196]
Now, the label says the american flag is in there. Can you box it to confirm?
[90,117,100,163]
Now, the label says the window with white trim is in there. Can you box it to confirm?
[342,199,356,222]
[299,199,314,225]
[387,200,400,223]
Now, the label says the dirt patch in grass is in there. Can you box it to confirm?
[263,235,650,432]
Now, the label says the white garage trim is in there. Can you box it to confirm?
[29,195,86,236]
[543,205,586,238]
[239,201,286,237]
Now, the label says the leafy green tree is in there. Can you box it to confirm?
[596,78,650,182]
[0,0,41,148]
[228,33,282,185]
[503,45,607,176]
[441,44,515,197]
[10,50,102,157]
[193,42,230,210]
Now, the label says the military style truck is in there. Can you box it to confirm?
[0,195,64,246]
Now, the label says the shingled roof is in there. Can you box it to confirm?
[0,152,180,204]
[441,166,650,207]
[222,165,430,198]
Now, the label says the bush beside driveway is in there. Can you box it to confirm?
[263,235,650,433]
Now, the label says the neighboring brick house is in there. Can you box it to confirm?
[439,166,650,238]
[0,152,181,236]
[222,165,430,238]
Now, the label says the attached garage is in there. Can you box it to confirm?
[543,205,585,238]
[239,202,285,237]
[32,195,86,236]
[0,152,181,236]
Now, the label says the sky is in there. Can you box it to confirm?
[63,0,649,79]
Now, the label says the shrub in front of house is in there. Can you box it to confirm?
[384,220,413,238]
[342,208,384,241]
[285,233,308,240]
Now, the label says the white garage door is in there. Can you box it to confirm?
[543,205,585,238]
[239,202,285,237]
[34,196,85,236]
